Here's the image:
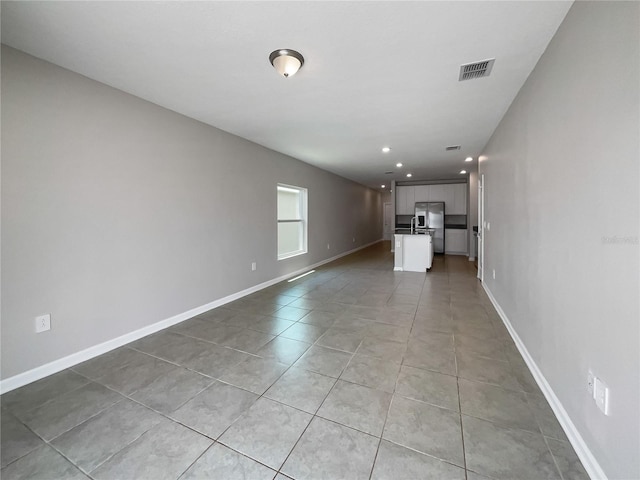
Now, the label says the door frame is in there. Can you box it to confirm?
[383,202,393,241]
[477,174,485,281]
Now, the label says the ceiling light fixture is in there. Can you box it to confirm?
[406,173,412,178]
[465,157,473,162]
[269,49,304,78]
[382,147,391,153]
[381,185,386,188]
[460,170,467,174]
[396,162,403,168]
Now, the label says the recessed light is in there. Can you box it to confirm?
[381,185,386,188]
[460,170,467,174]
[382,147,391,153]
[396,162,403,168]
[465,157,473,162]
[406,173,412,178]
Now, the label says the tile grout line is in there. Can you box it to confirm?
[202,324,346,475]
[541,430,568,480]
[273,372,342,476]
[366,351,406,480]
[4,250,574,479]
[453,334,470,479]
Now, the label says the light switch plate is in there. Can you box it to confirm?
[594,377,610,415]
[35,314,51,333]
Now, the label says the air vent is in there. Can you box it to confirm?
[445,145,461,151]
[384,171,393,174]
[459,59,495,81]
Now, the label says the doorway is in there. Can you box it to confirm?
[383,202,393,241]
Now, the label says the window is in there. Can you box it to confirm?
[277,184,307,259]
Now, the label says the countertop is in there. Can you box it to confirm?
[395,229,434,235]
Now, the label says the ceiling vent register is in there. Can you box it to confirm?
[445,145,461,151]
[459,59,495,81]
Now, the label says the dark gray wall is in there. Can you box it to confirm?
[1,46,382,380]
[479,2,639,478]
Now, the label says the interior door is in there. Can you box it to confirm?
[477,174,484,281]
[383,202,393,240]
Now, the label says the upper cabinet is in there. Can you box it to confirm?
[414,185,430,203]
[428,184,446,204]
[450,183,468,215]
[396,186,415,215]
[396,183,468,215]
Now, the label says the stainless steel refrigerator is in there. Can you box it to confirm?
[415,202,445,253]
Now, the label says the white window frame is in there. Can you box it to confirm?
[277,184,308,260]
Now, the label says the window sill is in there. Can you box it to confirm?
[278,250,307,261]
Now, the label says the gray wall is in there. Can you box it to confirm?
[479,2,639,478]
[1,46,382,380]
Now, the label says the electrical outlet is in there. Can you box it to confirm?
[352,237,355,243]
[587,370,595,397]
[327,243,330,250]
[492,269,496,280]
[35,314,51,333]
[594,377,611,415]
[251,262,257,271]
[487,222,491,230]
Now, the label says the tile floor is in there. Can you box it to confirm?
[1,242,589,480]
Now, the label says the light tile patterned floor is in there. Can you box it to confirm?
[0,242,589,480]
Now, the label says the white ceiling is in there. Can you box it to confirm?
[1,1,572,189]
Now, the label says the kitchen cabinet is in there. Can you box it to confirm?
[428,184,446,204]
[441,187,455,212]
[449,184,468,215]
[396,186,415,215]
[396,187,405,214]
[397,183,468,215]
[445,229,468,254]
[394,234,434,272]
[414,185,429,203]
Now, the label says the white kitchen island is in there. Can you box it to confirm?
[394,234,434,272]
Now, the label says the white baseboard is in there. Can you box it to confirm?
[0,239,382,394]
[482,283,607,480]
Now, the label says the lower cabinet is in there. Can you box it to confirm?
[445,229,468,254]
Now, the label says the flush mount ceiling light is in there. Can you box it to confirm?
[406,173,412,178]
[465,157,473,162]
[269,49,304,78]
[396,162,403,168]
[381,185,386,188]
[460,170,467,174]
[382,147,391,153]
